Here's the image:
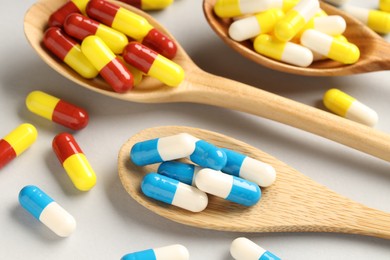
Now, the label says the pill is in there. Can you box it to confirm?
[52,133,97,191]
[228,8,284,42]
[26,91,88,130]
[253,34,313,67]
[117,0,174,10]
[43,27,99,79]
[141,173,208,212]
[81,35,133,93]
[230,237,280,260]
[157,161,201,186]
[300,15,346,38]
[274,0,320,42]
[341,5,390,34]
[64,13,128,54]
[380,0,390,12]
[123,42,184,87]
[300,29,359,64]
[221,148,276,187]
[195,168,261,206]
[86,0,177,59]
[323,0,350,6]
[121,244,189,260]
[18,185,76,237]
[0,124,37,169]
[48,0,89,27]
[323,88,378,127]
[130,133,227,169]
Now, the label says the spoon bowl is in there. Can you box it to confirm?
[118,126,390,238]
[203,0,390,76]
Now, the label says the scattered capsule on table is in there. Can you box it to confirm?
[43,27,99,79]
[195,168,261,206]
[81,35,133,93]
[64,13,128,54]
[48,0,90,27]
[0,124,37,169]
[253,34,313,67]
[274,0,320,42]
[300,29,360,64]
[228,8,284,42]
[19,185,76,237]
[26,91,88,130]
[323,88,378,127]
[380,0,390,12]
[157,161,201,186]
[121,244,189,260]
[230,237,281,260]
[52,133,97,191]
[117,0,174,11]
[130,133,227,170]
[221,148,276,187]
[141,173,208,212]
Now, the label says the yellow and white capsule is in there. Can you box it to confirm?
[298,15,346,39]
[300,29,359,64]
[380,0,390,12]
[311,35,348,61]
[323,89,378,127]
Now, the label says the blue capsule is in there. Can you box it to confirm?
[230,237,281,260]
[157,161,200,185]
[121,244,190,260]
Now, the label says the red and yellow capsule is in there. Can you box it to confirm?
[52,133,96,191]
[26,91,89,130]
[49,0,90,27]
[81,36,134,93]
[117,0,174,10]
[64,13,128,54]
[43,27,99,79]
[0,124,37,169]
[123,42,184,87]
[86,0,177,59]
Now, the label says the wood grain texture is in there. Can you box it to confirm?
[24,0,390,161]
[118,126,390,238]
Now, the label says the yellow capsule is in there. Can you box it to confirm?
[323,89,378,127]
[380,0,390,12]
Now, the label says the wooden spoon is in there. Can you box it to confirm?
[24,0,390,162]
[203,0,390,76]
[118,126,390,238]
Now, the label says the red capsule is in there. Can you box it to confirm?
[48,0,90,27]
[141,28,177,59]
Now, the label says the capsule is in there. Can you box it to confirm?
[300,29,359,64]
[117,0,174,10]
[274,0,320,42]
[323,89,378,127]
[43,27,99,79]
[64,13,128,54]
[380,0,390,12]
[19,185,76,237]
[158,161,201,186]
[195,168,261,206]
[0,124,37,169]
[228,8,284,42]
[296,15,346,39]
[121,244,189,260]
[230,237,280,260]
[253,34,313,67]
[86,0,177,59]
[221,148,276,187]
[48,0,90,27]
[26,91,88,130]
[141,173,208,212]
[130,133,227,170]
[123,42,184,87]
[52,133,97,191]
[81,35,133,93]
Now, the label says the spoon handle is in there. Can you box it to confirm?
[182,69,390,162]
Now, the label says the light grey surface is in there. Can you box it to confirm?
[1,0,390,259]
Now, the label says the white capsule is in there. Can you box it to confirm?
[121,244,190,260]
[312,15,346,35]
[230,237,281,260]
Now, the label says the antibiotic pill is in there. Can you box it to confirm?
[43,27,98,79]
[141,173,208,212]
[26,91,88,130]
[19,185,76,237]
[158,161,201,186]
[230,237,280,260]
[48,0,89,27]
[52,133,97,191]
[0,124,37,169]
[64,13,128,54]
[117,0,174,10]
[123,42,184,87]
[323,89,378,127]
[81,35,133,93]
[380,0,390,12]
[195,168,261,206]
[300,29,360,64]
[221,148,276,187]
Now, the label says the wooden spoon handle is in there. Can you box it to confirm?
[182,69,390,162]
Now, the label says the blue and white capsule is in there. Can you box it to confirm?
[121,244,190,260]
[18,185,76,237]
[195,168,261,206]
[230,237,281,260]
[221,148,276,187]
[141,173,208,212]
[130,133,227,170]
[157,161,201,186]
